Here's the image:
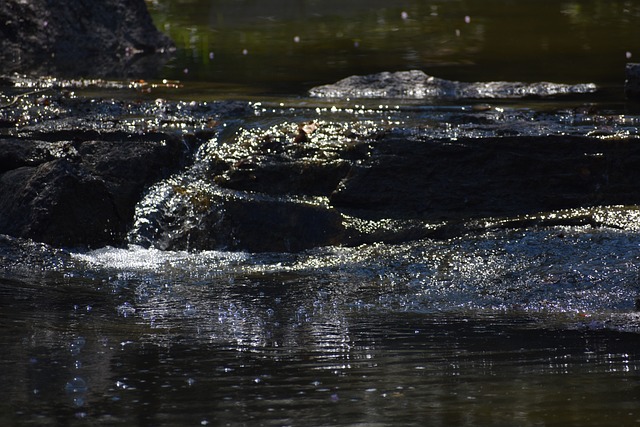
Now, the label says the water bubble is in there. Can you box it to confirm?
[69,337,86,356]
[266,308,275,317]
[117,302,136,317]
[65,377,88,395]
[183,303,197,316]
[627,51,633,59]
[464,15,471,24]
[293,35,300,43]
[242,49,248,55]
[401,11,408,20]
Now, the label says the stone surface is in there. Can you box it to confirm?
[309,70,597,99]
[0,135,187,247]
[330,135,640,220]
[134,125,640,251]
[132,189,347,253]
[1,75,639,252]
[0,0,173,77]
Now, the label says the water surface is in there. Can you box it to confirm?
[149,0,640,95]
[3,0,640,425]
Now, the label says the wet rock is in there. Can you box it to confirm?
[128,120,375,252]
[309,70,597,99]
[625,63,640,100]
[331,135,640,221]
[0,135,187,247]
[0,0,173,78]
[0,87,253,248]
[132,187,346,253]
[136,119,640,252]
[215,158,353,197]
[0,158,118,247]
[3,82,640,252]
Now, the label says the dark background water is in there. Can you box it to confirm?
[148,0,640,95]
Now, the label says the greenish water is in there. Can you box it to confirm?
[3,1,640,426]
[148,0,639,95]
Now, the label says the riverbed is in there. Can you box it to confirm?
[2,0,640,426]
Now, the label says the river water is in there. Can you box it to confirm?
[3,0,640,426]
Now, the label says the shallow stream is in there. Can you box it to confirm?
[3,0,640,425]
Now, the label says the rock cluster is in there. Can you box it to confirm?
[1,75,638,252]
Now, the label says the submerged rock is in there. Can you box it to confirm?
[0,0,173,77]
[309,70,597,99]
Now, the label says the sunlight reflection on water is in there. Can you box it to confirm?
[3,221,640,425]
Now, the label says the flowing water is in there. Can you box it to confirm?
[3,0,640,426]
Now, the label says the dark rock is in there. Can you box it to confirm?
[2,81,639,252]
[0,91,252,249]
[134,126,640,252]
[0,160,118,247]
[0,135,187,248]
[309,70,597,99]
[215,159,353,197]
[133,194,345,252]
[0,0,173,78]
[331,135,640,221]
[626,63,640,100]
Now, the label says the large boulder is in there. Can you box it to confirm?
[130,122,640,252]
[1,74,639,252]
[130,184,347,253]
[0,0,173,77]
[330,135,640,220]
[0,134,187,247]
